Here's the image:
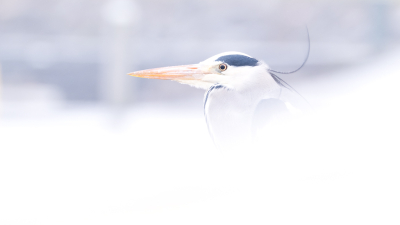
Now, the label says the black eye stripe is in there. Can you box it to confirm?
[216,54,259,67]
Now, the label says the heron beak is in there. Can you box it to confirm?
[128,64,209,81]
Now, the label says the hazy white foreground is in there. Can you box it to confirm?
[1,49,400,224]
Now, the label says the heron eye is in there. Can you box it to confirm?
[219,63,228,71]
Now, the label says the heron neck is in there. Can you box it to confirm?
[205,88,261,149]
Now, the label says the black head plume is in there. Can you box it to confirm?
[268,26,310,74]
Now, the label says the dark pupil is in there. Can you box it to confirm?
[220,65,226,70]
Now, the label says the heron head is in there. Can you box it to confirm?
[128,51,268,90]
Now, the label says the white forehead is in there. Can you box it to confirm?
[200,51,253,64]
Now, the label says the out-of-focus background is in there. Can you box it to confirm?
[1,0,397,106]
[1,0,400,224]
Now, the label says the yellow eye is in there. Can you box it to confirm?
[219,63,228,71]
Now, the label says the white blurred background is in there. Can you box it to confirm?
[1,0,400,224]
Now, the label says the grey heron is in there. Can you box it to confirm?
[129,33,310,149]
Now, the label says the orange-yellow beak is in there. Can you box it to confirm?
[128,64,209,81]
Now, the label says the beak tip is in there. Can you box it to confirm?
[127,72,136,76]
